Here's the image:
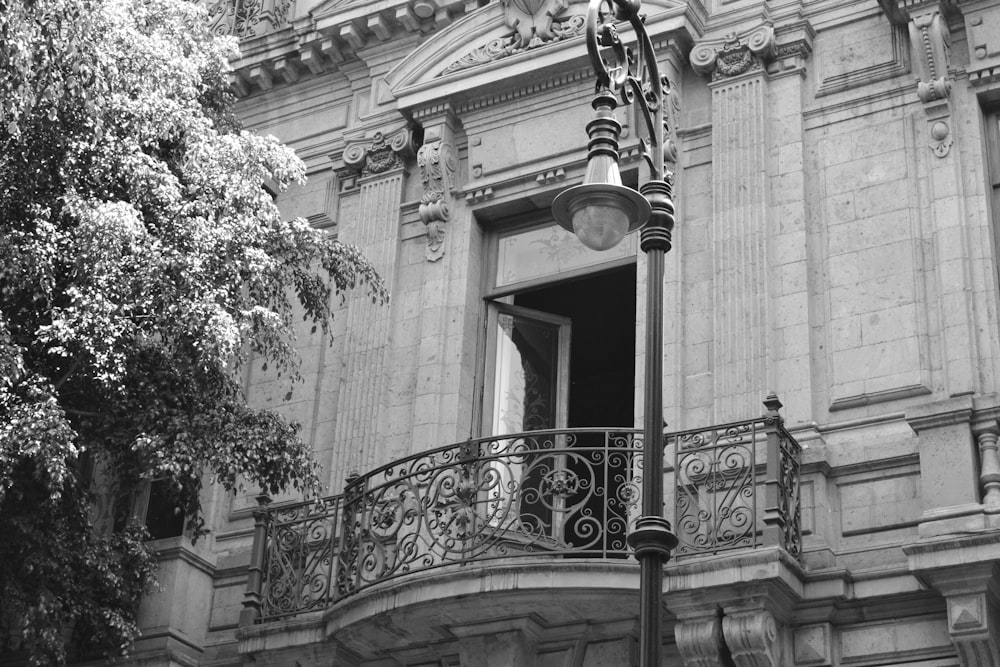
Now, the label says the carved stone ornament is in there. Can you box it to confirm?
[690,26,776,81]
[909,9,952,104]
[439,4,584,77]
[343,127,416,176]
[417,139,457,261]
[722,611,781,667]
[675,615,729,667]
[205,0,293,39]
[930,120,953,157]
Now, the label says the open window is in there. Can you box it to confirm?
[479,221,638,549]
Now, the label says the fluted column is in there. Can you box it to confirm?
[691,26,775,422]
[332,127,415,478]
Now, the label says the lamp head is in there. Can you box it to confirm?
[552,183,650,251]
[551,88,650,251]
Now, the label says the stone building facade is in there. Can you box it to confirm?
[127,0,1000,665]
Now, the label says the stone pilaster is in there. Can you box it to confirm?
[407,104,477,453]
[883,1,979,397]
[332,126,415,478]
[691,26,775,422]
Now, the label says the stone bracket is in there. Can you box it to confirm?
[415,111,458,261]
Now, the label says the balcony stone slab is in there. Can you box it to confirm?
[325,559,643,662]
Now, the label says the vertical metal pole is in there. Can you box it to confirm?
[627,182,678,667]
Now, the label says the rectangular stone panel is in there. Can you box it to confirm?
[815,14,908,96]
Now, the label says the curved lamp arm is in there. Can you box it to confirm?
[584,0,669,183]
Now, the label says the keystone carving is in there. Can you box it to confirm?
[690,26,776,81]
[503,0,569,44]
[417,138,456,261]
[343,127,417,176]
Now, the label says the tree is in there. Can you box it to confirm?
[0,0,386,663]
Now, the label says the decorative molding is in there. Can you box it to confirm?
[690,25,776,81]
[722,611,781,667]
[417,138,457,261]
[961,3,1000,87]
[829,383,932,411]
[439,13,586,77]
[343,127,417,176]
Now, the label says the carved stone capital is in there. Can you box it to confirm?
[343,126,417,177]
[690,25,776,81]
[722,610,781,667]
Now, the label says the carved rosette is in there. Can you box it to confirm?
[343,127,416,177]
[417,139,457,261]
[691,26,776,81]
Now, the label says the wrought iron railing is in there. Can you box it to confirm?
[240,401,801,624]
[670,396,801,558]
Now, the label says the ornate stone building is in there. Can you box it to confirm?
[127,0,1000,665]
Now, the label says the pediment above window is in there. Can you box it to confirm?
[386,0,693,111]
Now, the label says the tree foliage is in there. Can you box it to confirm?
[0,0,386,663]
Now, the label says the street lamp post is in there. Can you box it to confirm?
[551,1,678,665]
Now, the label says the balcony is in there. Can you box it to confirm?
[239,409,802,627]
